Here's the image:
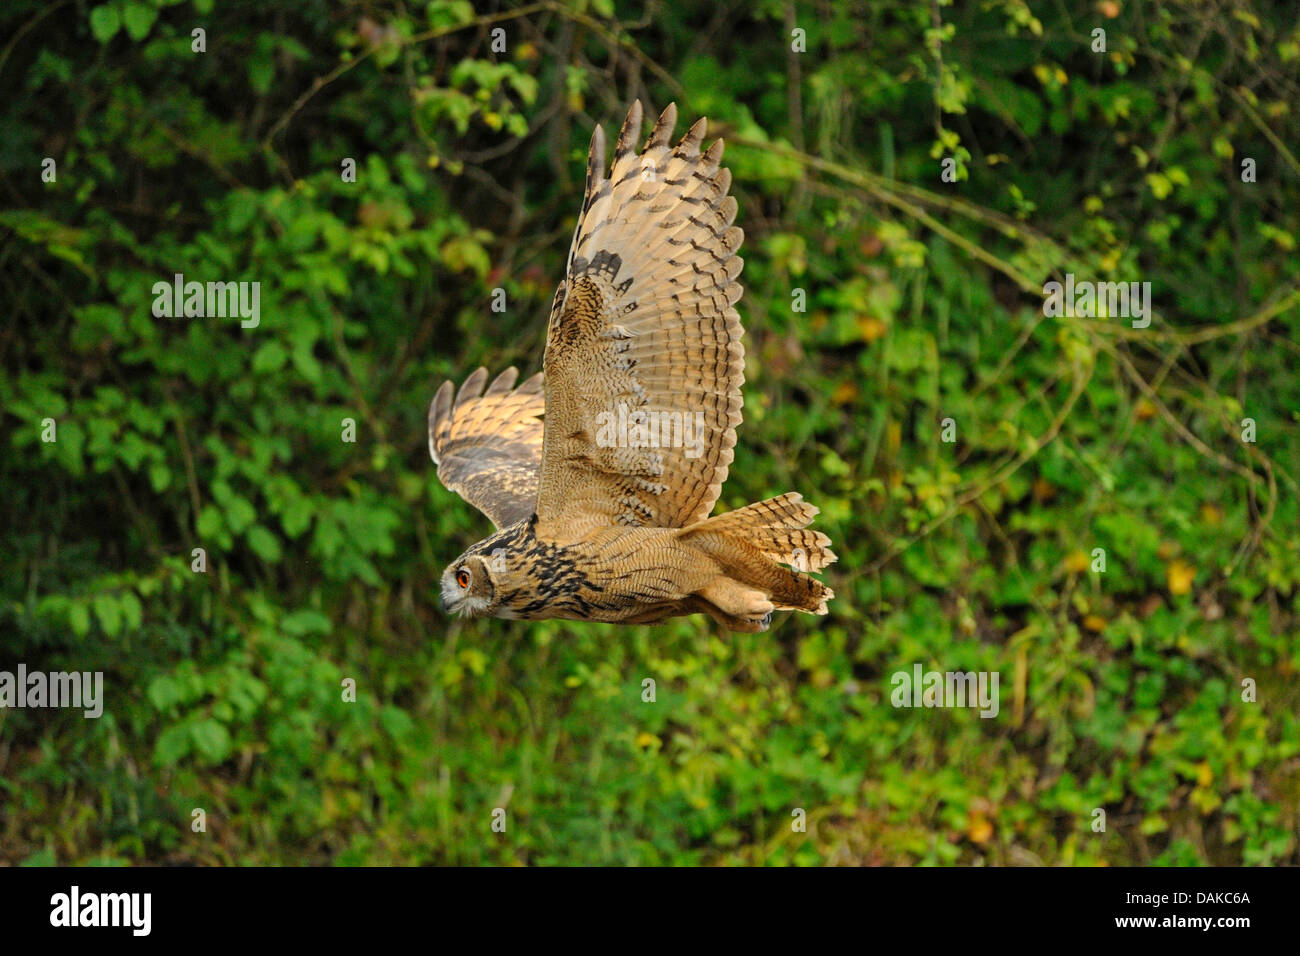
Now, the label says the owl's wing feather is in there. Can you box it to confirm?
[428,366,545,529]
[535,101,745,542]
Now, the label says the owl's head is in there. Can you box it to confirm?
[440,553,499,618]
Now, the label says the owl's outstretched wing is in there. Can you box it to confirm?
[534,101,745,543]
[428,366,544,529]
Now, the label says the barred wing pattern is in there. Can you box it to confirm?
[534,101,746,543]
[428,366,545,529]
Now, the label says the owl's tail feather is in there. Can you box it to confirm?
[687,493,837,571]
[681,494,835,623]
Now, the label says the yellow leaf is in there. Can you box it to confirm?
[1167,559,1196,595]
[966,812,993,844]
[831,381,859,405]
[1083,614,1107,632]
[1146,172,1173,200]
[856,315,888,342]
[1064,550,1089,574]
[886,420,901,454]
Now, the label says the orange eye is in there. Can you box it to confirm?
[456,568,471,589]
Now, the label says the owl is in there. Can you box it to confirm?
[429,101,835,633]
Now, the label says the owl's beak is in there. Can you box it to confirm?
[439,573,456,613]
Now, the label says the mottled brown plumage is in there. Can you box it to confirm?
[428,366,543,528]
[430,102,835,632]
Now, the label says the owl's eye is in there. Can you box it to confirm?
[456,567,472,589]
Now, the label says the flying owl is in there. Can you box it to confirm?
[429,101,835,632]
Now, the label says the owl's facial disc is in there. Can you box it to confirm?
[441,555,494,618]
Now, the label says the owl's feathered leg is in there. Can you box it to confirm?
[696,578,774,630]
[678,595,771,634]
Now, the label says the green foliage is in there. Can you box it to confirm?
[1,0,1297,866]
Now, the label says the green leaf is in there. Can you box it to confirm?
[147,675,182,711]
[121,2,158,41]
[191,720,232,763]
[246,524,282,562]
[281,610,332,637]
[281,496,313,538]
[291,340,322,384]
[427,0,475,29]
[251,341,287,373]
[197,505,224,539]
[249,53,274,95]
[154,724,192,766]
[439,235,490,279]
[68,602,91,639]
[224,495,257,534]
[93,593,121,636]
[380,704,414,741]
[149,462,171,491]
[119,591,143,630]
[89,5,121,43]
